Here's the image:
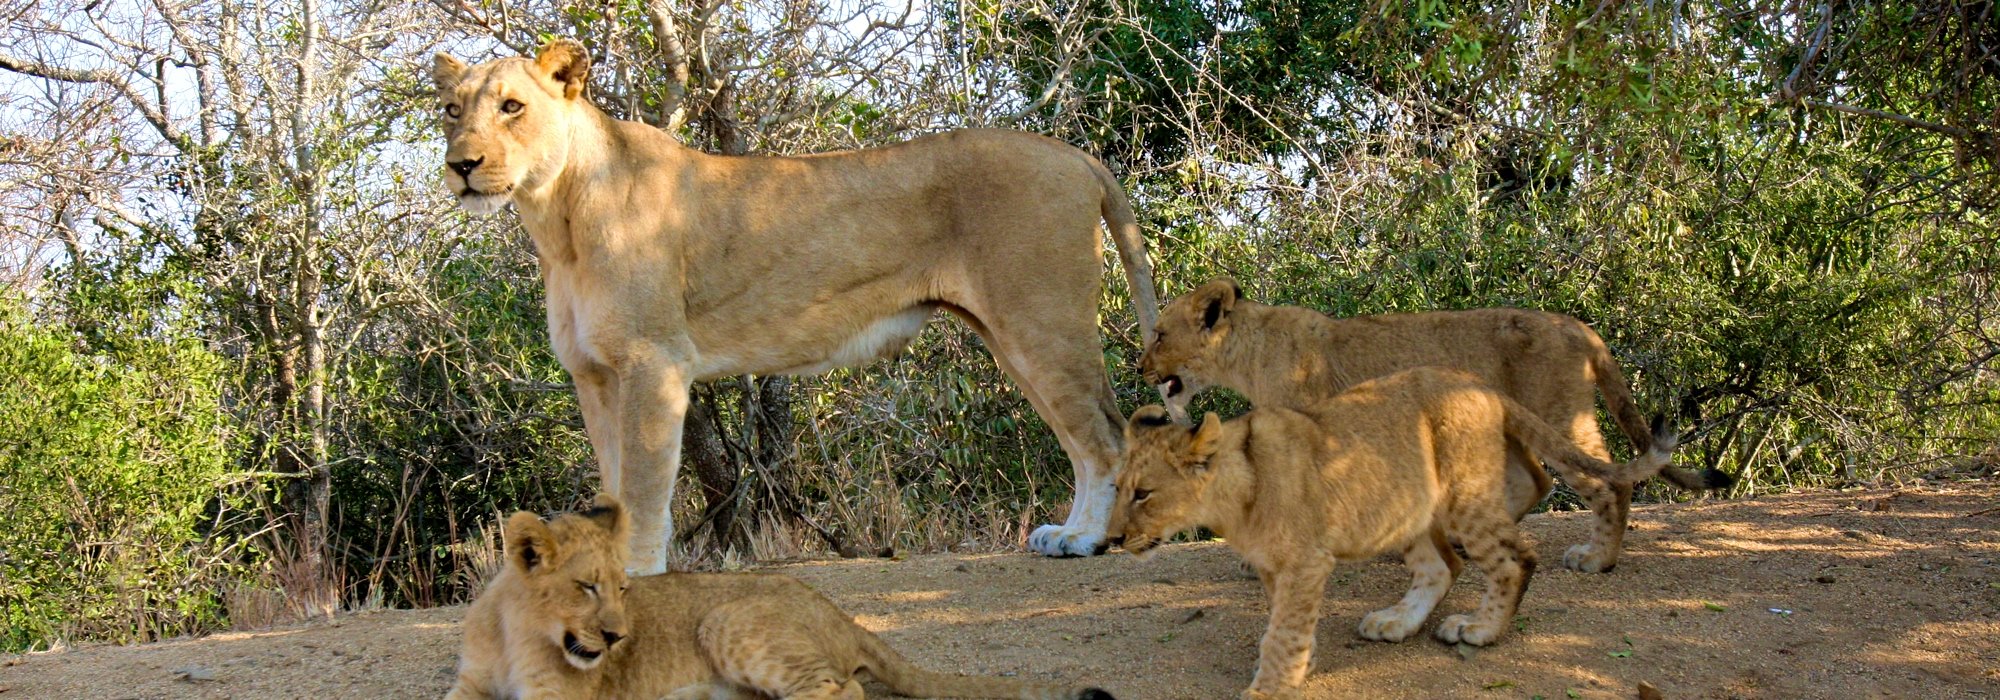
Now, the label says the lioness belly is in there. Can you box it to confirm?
[734,305,935,377]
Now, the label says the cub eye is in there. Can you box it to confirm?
[578,581,598,595]
[444,103,462,118]
[1133,488,1152,503]
[501,99,524,114]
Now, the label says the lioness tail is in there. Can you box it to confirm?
[1089,158,1158,343]
[857,626,1114,700]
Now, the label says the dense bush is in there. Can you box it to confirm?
[0,297,243,649]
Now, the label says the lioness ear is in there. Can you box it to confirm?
[582,494,629,542]
[1196,277,1240,331]
[1188,412,1225,466]
[432,53,468,92]
[504,511,558,573]
[534,39,591,99]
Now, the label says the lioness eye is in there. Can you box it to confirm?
[578,581,597,595]
[1133,488,1152,503]
[444,103,461,118]
[501,99,524,114]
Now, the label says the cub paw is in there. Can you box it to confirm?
[1232,559,1259,580]
[1358,606,1422,642]
[1433,614,1501,646]
[1029,524,1106,558]
[1240,687,1298,700]
[1562,543,1617,573]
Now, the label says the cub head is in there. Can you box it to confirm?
[431,40,593,215]
[501,494,632,670]
[1138,277,1242,411]
[1108,405,1226,559]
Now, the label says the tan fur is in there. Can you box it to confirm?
[1139,277,1728,573]
[447,497,1114,700]
[1107,369,1673,699]
[431,41,1159,571]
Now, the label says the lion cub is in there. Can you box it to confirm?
[447,495,1114,700]
[1139,277,1731,572]
[1108,368,1673,700]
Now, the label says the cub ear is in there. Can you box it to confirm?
[1194,277,1240,331]
[534,39,591,99]
[504,511,558,574]
[432,53,468,92]
[1188,412,1225,466]
[582,494,630,543]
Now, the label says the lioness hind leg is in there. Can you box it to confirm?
[1434,516,1537,647]
[1502,439,1553,521]
[954,303,1125,558]
[1360,526,1461,643]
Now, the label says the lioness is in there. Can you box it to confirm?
[1107,369,1674,700]
[431,41,1159,572]
[1138,277,1731,572]
[448,495,1116,700]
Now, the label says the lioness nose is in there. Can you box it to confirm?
[448,157,484,177]
[601,630,624,647]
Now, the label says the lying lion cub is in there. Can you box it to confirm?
[1140,277,1732,573]
[447,496,1114,700]
[1108,368,1674,700]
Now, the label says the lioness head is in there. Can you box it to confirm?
[1138,277,1242,413]
[1108,405,1225,559]
[501,494,632,670]
[431,41,593,215]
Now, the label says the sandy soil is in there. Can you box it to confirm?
[6,484,1999,699]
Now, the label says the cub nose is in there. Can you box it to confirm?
[601,630,624,647]
[447,157,484,177]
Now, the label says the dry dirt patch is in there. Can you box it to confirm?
[6,485,1999,699]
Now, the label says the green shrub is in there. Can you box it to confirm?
[0,298,242,651]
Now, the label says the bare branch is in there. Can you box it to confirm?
[0,52,184,147]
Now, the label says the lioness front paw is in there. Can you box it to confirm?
[1358,606,1423,642]
[1029,524,1107,557]
[1241,686,1299,700]
[1562,543,1617,573]
[1433,614,1501,646]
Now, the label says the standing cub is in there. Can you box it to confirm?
[1108,368,1673,700]
[447,495,1114,700]
[1139,277,1731,572]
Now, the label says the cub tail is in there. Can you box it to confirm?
[1581,328,1732,492]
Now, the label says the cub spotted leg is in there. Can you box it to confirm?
[1435,515,1537,647]
[664,683,766,700]
[1244,563,1333,700]
[697,602,862,700]
[1359,526,1462,642]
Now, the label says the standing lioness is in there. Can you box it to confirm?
[1108,369,1675,700]
[431,41,1159,572]
[1139,277,1732,572]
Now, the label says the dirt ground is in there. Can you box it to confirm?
[5,484,1999,699]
